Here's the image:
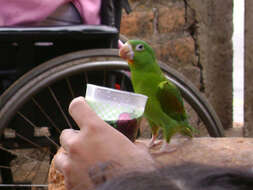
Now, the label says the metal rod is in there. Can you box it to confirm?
[17,112,60,149]
[66,77,75,99]
[120,74,126,90]
[103,69,107,86]
[0,145,39,163]
[0,184,48,187]
[0,165,12,169]
[48,87,73,129]
[15,132,43,150]
[32,97,61,134]
[84,71,89,84]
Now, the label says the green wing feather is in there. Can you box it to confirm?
[157,80,188,122]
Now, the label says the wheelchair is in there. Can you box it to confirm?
[0,1,224,189]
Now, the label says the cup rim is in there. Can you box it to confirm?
[86,84,148,108]
[86,84,148,99]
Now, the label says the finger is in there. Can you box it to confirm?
[60,129,79,152]
[54,151,70,174]
[68,96,106,130]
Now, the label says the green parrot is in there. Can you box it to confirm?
[119,40,195,152]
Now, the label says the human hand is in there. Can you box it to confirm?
[54,97,155,190]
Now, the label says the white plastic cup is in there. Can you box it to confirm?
[85,84,148,141]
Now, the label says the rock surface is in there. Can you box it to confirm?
[150,137,253,168]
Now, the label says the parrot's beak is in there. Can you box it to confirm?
[119,43,134,64]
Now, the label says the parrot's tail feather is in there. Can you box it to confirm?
[180,121,199,137]
[180,128,193,138]
[187,124,198,134]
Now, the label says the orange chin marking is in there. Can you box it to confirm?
[128,60,134,65]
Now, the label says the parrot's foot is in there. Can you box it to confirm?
[155,138,192,154]
[148,135,161,148]
[159,141,177,153]
[151,141,177,155]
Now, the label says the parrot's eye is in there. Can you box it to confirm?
[135,44,144,51]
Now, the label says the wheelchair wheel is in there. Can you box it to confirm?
[0,49,224,189]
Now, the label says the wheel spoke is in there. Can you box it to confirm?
[65,77,75,99]
[0,165,12,169]
[15,132,44,150]
[104,69,107,86]
[0,184,48,188]
[48,86,73,129]
[17,112,60,149]
[15,132,56,157]
[0,145,39,163]
[32,97,61,134]
[120,74,126,90]
[84,71,89,84]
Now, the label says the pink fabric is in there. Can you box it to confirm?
[72,0,101,25]
[0,0,101,26]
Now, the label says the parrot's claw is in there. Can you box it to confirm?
[159,141,177,153]
[151,141,177,155]
[153,138,193,155]
[148,135,161,148]
[148,139,155,148]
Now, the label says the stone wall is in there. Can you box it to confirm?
[244,0,253,137]
[120,0,233,131]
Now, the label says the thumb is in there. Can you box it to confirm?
[68,97,106,130]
